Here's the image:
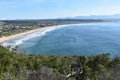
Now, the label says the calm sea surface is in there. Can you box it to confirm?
[3,22,120,56]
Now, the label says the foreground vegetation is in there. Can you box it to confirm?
[0,45,120,80]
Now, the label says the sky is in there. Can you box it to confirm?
[0,0,120,19]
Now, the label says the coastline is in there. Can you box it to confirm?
[0,26,58,44]
[0,22,107,44]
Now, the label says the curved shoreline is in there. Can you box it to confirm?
[0,26,55,44]
[0,25,69,44]
[0,23,106,44]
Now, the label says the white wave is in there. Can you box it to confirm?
[2,25,68,49]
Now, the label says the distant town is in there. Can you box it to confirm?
[0,19,112,37]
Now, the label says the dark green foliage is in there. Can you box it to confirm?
[0,45,120,80]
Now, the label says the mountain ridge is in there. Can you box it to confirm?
[66,14,120,19]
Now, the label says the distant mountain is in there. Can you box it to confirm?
[70,14,120,19]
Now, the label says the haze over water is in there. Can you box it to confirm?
[3,22,120,56]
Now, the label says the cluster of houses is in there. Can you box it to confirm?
[0,22,5,30]
[0,21,35,31]
[0,22,5,33]
[0,21,34,37]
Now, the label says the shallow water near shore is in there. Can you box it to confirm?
[2,22,120,57]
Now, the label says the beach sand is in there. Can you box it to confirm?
[0,26,55,44]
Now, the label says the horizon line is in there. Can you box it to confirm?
[0,14,120,20]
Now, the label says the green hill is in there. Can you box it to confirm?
[0,45,120,80]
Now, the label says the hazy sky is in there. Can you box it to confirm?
[0,0,120,19]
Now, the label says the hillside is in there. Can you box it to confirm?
[68,14,120,20]
[0,45,120,80]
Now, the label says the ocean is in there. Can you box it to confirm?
[2,22,120,56]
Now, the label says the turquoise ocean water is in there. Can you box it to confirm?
[2,22,120,56]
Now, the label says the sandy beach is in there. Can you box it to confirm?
[0,26,55,44]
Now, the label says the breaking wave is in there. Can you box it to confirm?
[2,25,68,49]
